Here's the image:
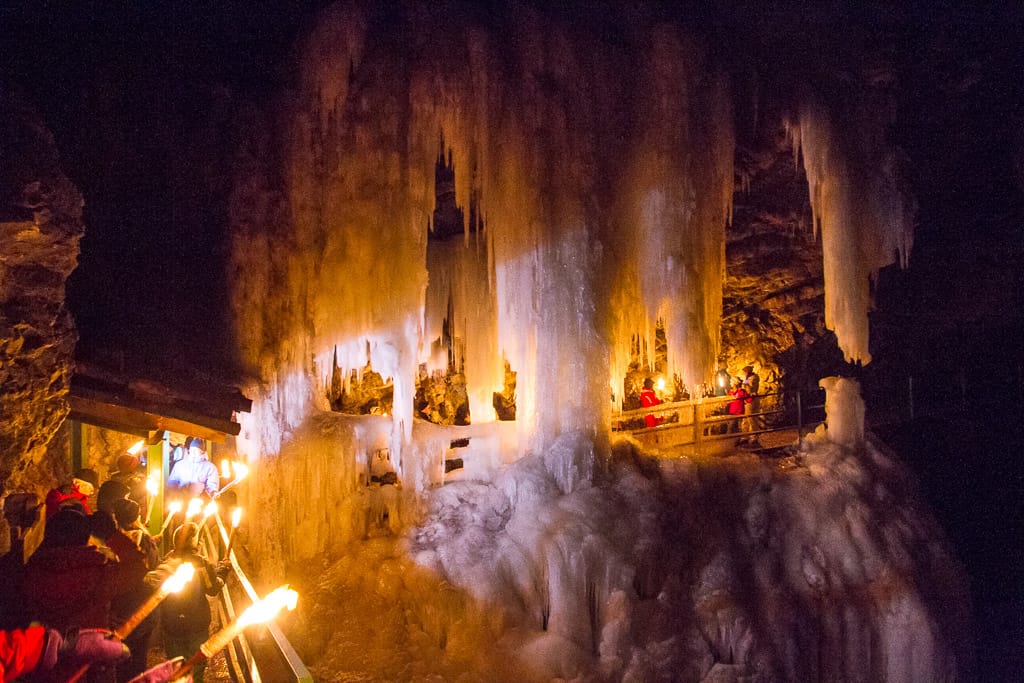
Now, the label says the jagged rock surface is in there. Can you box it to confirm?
[0,88,82,493]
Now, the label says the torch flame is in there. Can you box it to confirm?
[231,507,242,528]
[167,501,183,515]
[220,460,232,479]
[161,561,196,594]
[127,440,145,456]
[202,501,219,520]
[655,377,666,392]
[232,462,249,481]
[237,585,298,628]
[146,474,159,496]
[186,498,203,519]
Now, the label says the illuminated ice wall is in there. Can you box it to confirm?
[230,2,911,500]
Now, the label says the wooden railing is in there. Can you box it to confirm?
[612,389,827,453]
[197,513,313,683]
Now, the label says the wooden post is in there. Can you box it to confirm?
[147,431,169,538]
[796,390,803,441]
[693,402,701,456]
[69,420,86,474]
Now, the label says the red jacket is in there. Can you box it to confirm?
[640,389,664,428]
[0,626,47,682]
[728,387,749,415]
[23,532,146,632]
[44,486,91,520]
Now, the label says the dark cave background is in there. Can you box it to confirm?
[2,1,1022,677]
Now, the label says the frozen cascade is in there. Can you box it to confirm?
[232,4,738,466]
[224,4,941,679]
[285,380,969,681]
[788,96,914,364]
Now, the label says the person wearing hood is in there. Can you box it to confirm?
[22,509,147,636]
[44,468,99,519]
[0,493,43,629]
[153,523,229,683]
[109,499,160,682]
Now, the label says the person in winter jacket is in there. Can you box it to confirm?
[0,493,42,629]
[640,378,665,428]
[0,626,128,682]
[110,498,160,682]
[154,523,229,683]
[22,509,147,634]
[167,438,219,498]
[44,468,99,520]
[727,378,749,432]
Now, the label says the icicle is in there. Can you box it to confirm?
[791,95,912,364]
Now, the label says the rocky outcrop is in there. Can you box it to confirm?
[0,87,82,493]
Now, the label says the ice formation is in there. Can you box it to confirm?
[788,96,914,364]
[281,379,969,681]
[224,4,944,680]
[231,4,737,465]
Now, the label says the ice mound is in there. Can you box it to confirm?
[296,425,969,681]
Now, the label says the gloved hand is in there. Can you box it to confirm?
[215,559,232,580]
[127,657,189,682]
[59,628,130,664]
[37,628,129,671]
[89,510,118,540]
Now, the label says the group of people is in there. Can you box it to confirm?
[639,364,763,445]
[722,365,762,444]
[0,436,230,682]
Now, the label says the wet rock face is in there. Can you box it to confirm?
[0,89,82,493]
[722,123,835,390]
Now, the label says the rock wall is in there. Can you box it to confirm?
[0,87,82,494]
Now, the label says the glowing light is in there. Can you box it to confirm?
[186,498,203,520]
[174,584,299,678]
[70,561,197,683]
[202,501,219,520]
[655,378,666,393]
[236,585,299,628]
[220,460,232,479]
[232,462,249,481]
[127,440,145,456]
[231,507,242,529]
[161,561,196,594]
[146,474,159,496]
[167,501,183,516]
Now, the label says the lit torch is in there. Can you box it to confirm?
[115,562,195,640]
[67,562,196,683]
[202,501,219,522]
[226,507,242,558]
[159,500,183,535]
[185,497,203,521]
[171,585,298,679]
[214,461,249,498]
[144,473,159,527]
[127,439,145,456]
[220,459,232,479]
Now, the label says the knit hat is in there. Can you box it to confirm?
[173,523,201,553]
[97,479,130,514]
[43,508,92,547]
[116,454,140,474]
[3,492,41,527]
[112,497,142,530]
[73,468,100,492]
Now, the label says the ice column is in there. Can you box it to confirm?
[790,95,913,364]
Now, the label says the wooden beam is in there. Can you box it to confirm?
[68,395,238,442]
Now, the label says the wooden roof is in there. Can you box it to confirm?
[68,362,251,442]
